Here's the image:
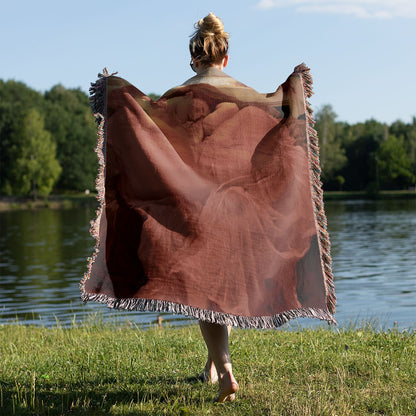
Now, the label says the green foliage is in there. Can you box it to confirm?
[335,175,345,191]
[0,79,44,108]
[343,119,388,191]
[0,80,97,196]
[44,85,98,191]
[0,80,45,194]
[147,92,161,101]
[314,105,347,182]
[0,323,415,415]
[377,135,415,189]
[0,78,415,195]
[390,117,416,182]
[314,105,416,191]
[9,109,61,197]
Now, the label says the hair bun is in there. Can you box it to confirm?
[189,13,229,65]
[197,12,226,37]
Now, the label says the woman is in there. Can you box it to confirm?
[186,12,239,403]
[82,12,336,404]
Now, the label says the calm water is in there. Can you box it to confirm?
[0,199,415,330]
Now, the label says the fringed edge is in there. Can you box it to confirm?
[79,69,113,295]
[80,66,337,329]
[81,292,337,329]
[295,63,337,317]
[88,68,118,116]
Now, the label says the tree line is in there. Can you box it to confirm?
[0,80,415,197]
[315,105,415,192]
[0,80,97,197]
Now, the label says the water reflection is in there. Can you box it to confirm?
[0,207,192,327]
[323,199,416,329]
[0,199,415,329]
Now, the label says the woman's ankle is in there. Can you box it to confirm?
[215,371,239,403]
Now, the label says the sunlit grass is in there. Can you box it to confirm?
[0,317,415,415]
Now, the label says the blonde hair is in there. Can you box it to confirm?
[189,12,229,66]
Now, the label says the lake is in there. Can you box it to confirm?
[0,198,415,330]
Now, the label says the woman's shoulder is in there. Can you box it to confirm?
[160,68,270,105]
[181,67,247,89]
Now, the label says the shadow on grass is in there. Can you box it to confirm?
[1,374,209,416]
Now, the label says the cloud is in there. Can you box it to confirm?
[256,0,416,19]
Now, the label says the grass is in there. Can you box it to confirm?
[0,320,415,416]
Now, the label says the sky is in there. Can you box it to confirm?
[1,0,415,124]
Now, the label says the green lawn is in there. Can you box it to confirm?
[0,320,415,415]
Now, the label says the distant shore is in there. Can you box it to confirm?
[0,190,415,211]
[0,193,98,211]
[323,190,416,200]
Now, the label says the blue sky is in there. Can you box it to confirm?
[2,0,415,124]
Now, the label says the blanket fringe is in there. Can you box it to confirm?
[89,68,118,116]
[81,291,337,329]
[296,63,336,316]
[79,69,110,294]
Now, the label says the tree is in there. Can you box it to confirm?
[148,93,161,101]
[0,102,18,194]
[0,80,45,194]
[44,85,97,191]
[341,119,387,191]
[377,135,415,189]
[1,77,414,195]
[390,117,416,181]
[10,109,61,197]
[314,105,347,188]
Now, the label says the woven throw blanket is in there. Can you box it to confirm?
[80,64,336,328]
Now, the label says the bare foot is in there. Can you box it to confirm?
[199,358,218,384]
[215,371,239,403]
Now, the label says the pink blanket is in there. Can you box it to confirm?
[80,64,336,328]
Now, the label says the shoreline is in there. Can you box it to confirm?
[0,190,415,211]
[0,194,98,211]
[323,190,416,200]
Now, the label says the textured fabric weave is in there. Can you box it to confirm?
[80,65,336,328]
